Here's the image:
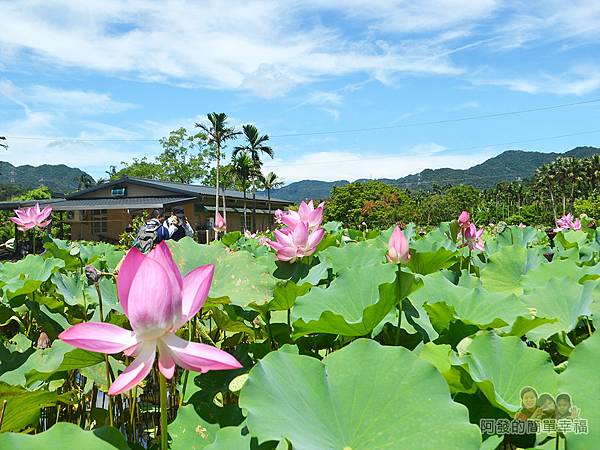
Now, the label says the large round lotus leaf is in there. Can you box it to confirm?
[0,382,57,431]
[291,263,397,338]
[204,425,251,449]
[479,246,544,295]
[168,238,277,308]
[521,277,594,342]
[239,339,481,450]
[485,226,547,254]
[0,255,65,298]
[169,404,220,450]
[559,331,600,450]
[461,332,558,414]
[0,423,129,449]
[318,239,386,274]
[410,271,530,329]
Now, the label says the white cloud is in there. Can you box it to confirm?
[0,79,135,114]
[263,146,495,183]
[473,65,600,96]
[0,1,468,98]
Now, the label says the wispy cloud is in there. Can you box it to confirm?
[0,79,135,114]
[0,1,470,98]
[472,65,600,96]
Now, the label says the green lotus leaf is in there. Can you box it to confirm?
[170,404,221,450]
[291,263,397,338]
[0,255,65,298]
[239,339,481,449]
[168,238,277,308]
[559,331,600,450]
[479,245,545,294]
[410,271,530,329]
[0,422,130,449]
[521,277,594,342]
[461,332,558,414]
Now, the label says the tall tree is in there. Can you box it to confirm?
[113,128,207,183]
[262,171,284,227]
[233,125,274,230]
[156,127,208,183]
[231,153,253,231]
[196,113,240,235]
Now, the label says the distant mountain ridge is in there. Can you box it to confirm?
[0,161,94,193]
[270,146,600,202]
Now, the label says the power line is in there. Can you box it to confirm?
[263,128,600,168]
[2,97,600,142]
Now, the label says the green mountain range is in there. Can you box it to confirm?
[270,146,600,202]
[0,161,95,194]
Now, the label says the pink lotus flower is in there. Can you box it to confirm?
[213,212,226,233]
[554,213,581,232]
[266,221,324,262]
[59,242,241,395]
[458,211,470,228]
[10,203,52,231]
[244,230,257,239]
[463,223,485,251]
[280,201,324,231]
[386,225,410,264]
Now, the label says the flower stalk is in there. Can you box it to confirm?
[159,371,169,450]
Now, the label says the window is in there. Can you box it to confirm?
[111,187,126,197]
[91,209,107,234]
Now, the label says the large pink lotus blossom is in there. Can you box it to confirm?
[59,242,241,395]
[10,203,52,231]
[266,221,324,262]
[387,225,410,264]
[279,201,324,231]
[213,212,226,233]
[554,213,581,232]
[463,223,485,251]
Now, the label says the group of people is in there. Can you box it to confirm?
[132,207,194,253]
[516,387,580,422]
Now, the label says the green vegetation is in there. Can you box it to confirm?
[0,218,599,448]
[325,154,600,228]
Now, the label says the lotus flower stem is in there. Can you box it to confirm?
[179,321,193,407]
[93,277,114,427]
[0,399,7,430]
[104,354,114,427]
[159,371,169,450]
[394,265,403,346]
[93,280,105,322]
[585,317,593,337]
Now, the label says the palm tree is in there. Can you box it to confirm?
[196,113,240,236]
[231,153,253,231]
[234,125,274,230]
[262,171,284,227]
[77,173,95,190]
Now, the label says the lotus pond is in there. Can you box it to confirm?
[0,220,599,450]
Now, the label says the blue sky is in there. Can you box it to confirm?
[1,1,600,184]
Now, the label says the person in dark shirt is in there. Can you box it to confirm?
[167,207,194,242]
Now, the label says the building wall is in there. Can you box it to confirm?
[65,205,275,243]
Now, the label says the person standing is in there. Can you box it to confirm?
[168,207,195,241]
[132,209,173,253]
